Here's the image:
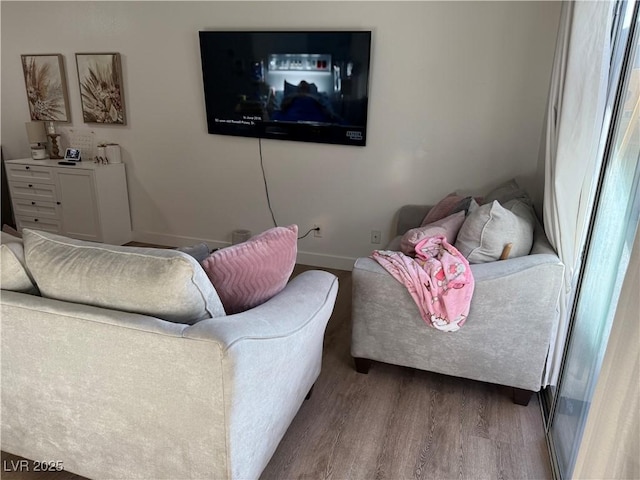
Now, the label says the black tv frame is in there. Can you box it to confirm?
[199,30,372,147]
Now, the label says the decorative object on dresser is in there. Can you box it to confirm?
[20,54,71,122]
[63,148,81,162]
[4,158,132,245]
[95,143,121,164]
[24,121,48,160]
[96,143,106,163]
[44,120,63,159]
[75,53,126,124]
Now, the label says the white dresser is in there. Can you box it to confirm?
[5,158,132,245]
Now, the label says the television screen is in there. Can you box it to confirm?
[199,30,372,146]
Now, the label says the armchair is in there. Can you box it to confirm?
[351,204,564,405]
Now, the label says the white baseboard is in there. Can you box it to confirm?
[296,251,355,271]
[132,230,230,250]
[132,230,355,271]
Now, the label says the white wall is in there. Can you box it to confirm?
[1,1,561,269]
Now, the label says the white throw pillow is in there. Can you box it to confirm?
[454,200,535,264]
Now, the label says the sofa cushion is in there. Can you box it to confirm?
[22,229,226,324]
[201,225,298,314]
[1,232,38,294]
[454,200,536,263]
[400,211,466,255]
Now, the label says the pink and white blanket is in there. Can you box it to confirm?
[371,235,474,332]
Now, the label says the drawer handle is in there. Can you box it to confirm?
[25,166,30,170]
[31,201,36,205]
[57,202,61,205]
[34,219,39,222]
[28,184,33,188]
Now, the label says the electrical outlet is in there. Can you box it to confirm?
[314,224,322,238]
[371,230,381,244]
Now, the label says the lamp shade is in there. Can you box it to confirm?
[25,121,47,144]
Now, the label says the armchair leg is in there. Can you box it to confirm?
[513,388,534,406]
[353,357,372,374]
[305,385,314,400]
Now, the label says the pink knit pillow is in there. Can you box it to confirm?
[201,225,298,314]
[401,211,466,255]
[420,193,465,226]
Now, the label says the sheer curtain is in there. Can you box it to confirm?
[542,0,614,387]
[543,3,640,477]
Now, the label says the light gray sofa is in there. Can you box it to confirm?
[351,204,564,405]
[1,229,338,479]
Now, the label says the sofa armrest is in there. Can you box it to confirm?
[470,252,564,282]
[396,205,431,236]
[356,253,563,285]
[183,269,339,480]
[183,270,338,347]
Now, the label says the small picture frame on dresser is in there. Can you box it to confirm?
[64,148,81,162]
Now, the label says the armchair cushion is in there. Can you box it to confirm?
[484,178,532,206]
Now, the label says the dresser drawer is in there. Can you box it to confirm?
[6,158,132,245]
[9,181,58,203]
[6,163,55,184]
[12,198,61,219]
[16,216,62,234]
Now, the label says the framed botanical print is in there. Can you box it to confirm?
[75,52,126,125]
[21,54,71,122]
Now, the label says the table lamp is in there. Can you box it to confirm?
[25,121,48,160]
[45,121,63,159]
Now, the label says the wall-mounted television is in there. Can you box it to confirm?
[198,30,372,147]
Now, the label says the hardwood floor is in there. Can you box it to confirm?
[1,265,552,479]
[261,266,552,480]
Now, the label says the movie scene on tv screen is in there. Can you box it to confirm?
[199,30,372,146]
